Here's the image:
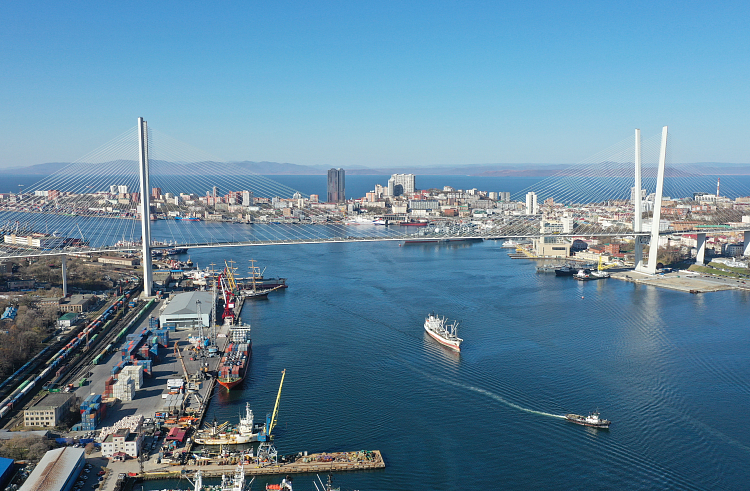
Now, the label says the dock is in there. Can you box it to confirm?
[138,450,385,480]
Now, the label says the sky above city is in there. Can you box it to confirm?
[1,1,749,169]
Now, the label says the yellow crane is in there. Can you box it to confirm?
[268,368,285,437]
[257,369,286,463]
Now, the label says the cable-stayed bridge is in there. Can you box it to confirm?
[2,120,750,294]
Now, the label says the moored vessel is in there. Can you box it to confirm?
[565,411,610,429]
[194,402,262,444]
[424,313,462,351]
[217,326,252,390]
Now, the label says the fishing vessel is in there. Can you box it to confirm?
[217,326,252,390]
[565,411,611,429]
[424,313,463,351]
[194,403,262,444]
[220,464,247,491]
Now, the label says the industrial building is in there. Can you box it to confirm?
[0,457,14,490]
[98,256,140,267]
[24,392,76,428]
[19,447,84,491]
[158,291,213,330]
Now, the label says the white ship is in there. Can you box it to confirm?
[424,313,463,351]
[194,403,261,444]
[221,465,247,491]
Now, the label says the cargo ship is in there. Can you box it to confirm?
[175,215,201,221]
[424,313,462,351]
[565,411,610,429]
[217,326,252,390]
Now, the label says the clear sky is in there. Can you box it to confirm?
[1,1,748,168]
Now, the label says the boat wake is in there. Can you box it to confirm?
[408,362,564,419]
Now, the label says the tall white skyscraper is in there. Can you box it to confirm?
[525,192,538,215]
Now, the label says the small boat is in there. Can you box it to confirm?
[565,411,610,429]
[424,313,462,351]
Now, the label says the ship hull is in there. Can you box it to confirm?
[218,342,251,390]
[424,326,461,351]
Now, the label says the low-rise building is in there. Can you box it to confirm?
[98,256,140,267]
[24,392,76,427]
[101,427,143,458]
[533,236,571,258]
[59,294,96,313]
[19,447,84,491]
[57,312,79,328]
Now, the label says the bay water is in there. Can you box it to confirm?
[142,240,749,490]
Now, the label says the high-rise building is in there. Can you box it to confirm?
[151,187,161,199]
[387,174,416,197]
[525,192,538,215]
[117,185,128,194]
[327,169,345,203]
[242,190,254,206]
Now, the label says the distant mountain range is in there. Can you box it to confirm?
[2,161,750,176]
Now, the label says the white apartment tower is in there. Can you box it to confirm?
[388,174,416,197]
[525,191,538,215]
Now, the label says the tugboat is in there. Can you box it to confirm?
[565,411,611,429]
[424,313,463,351]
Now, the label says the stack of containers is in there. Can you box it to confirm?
[149,341,160,361]
[72,394,107,431]
[112,375,135,402]
[154,329,169,347]
[149,317,159,331]
[103,376,116,398]
[135,359,152,376]
[161,393,182,413]
[121,365,143,390]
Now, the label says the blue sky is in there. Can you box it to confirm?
[1,1,748,168]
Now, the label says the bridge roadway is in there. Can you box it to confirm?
[0,226,747,260]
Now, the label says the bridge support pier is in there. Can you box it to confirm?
[744,231,750,257]
[634,236,646,271]
[138,117,153,298]
[61,254,67,297]
[695,233,706,265]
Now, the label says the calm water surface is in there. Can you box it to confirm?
[141,240,750,490]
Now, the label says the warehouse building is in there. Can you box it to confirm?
[0,457,14,490]
[158,291,213,330]
[19,447,84,491]
[24,392,76,428]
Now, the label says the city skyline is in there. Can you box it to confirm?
[2,2,749,168]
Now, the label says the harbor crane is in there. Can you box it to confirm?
[257,369,286,463]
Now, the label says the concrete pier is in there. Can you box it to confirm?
[139,450,385,480]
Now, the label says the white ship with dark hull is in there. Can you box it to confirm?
[424,313,463,351]
[565,411,610,429]
[194,403,262,444]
